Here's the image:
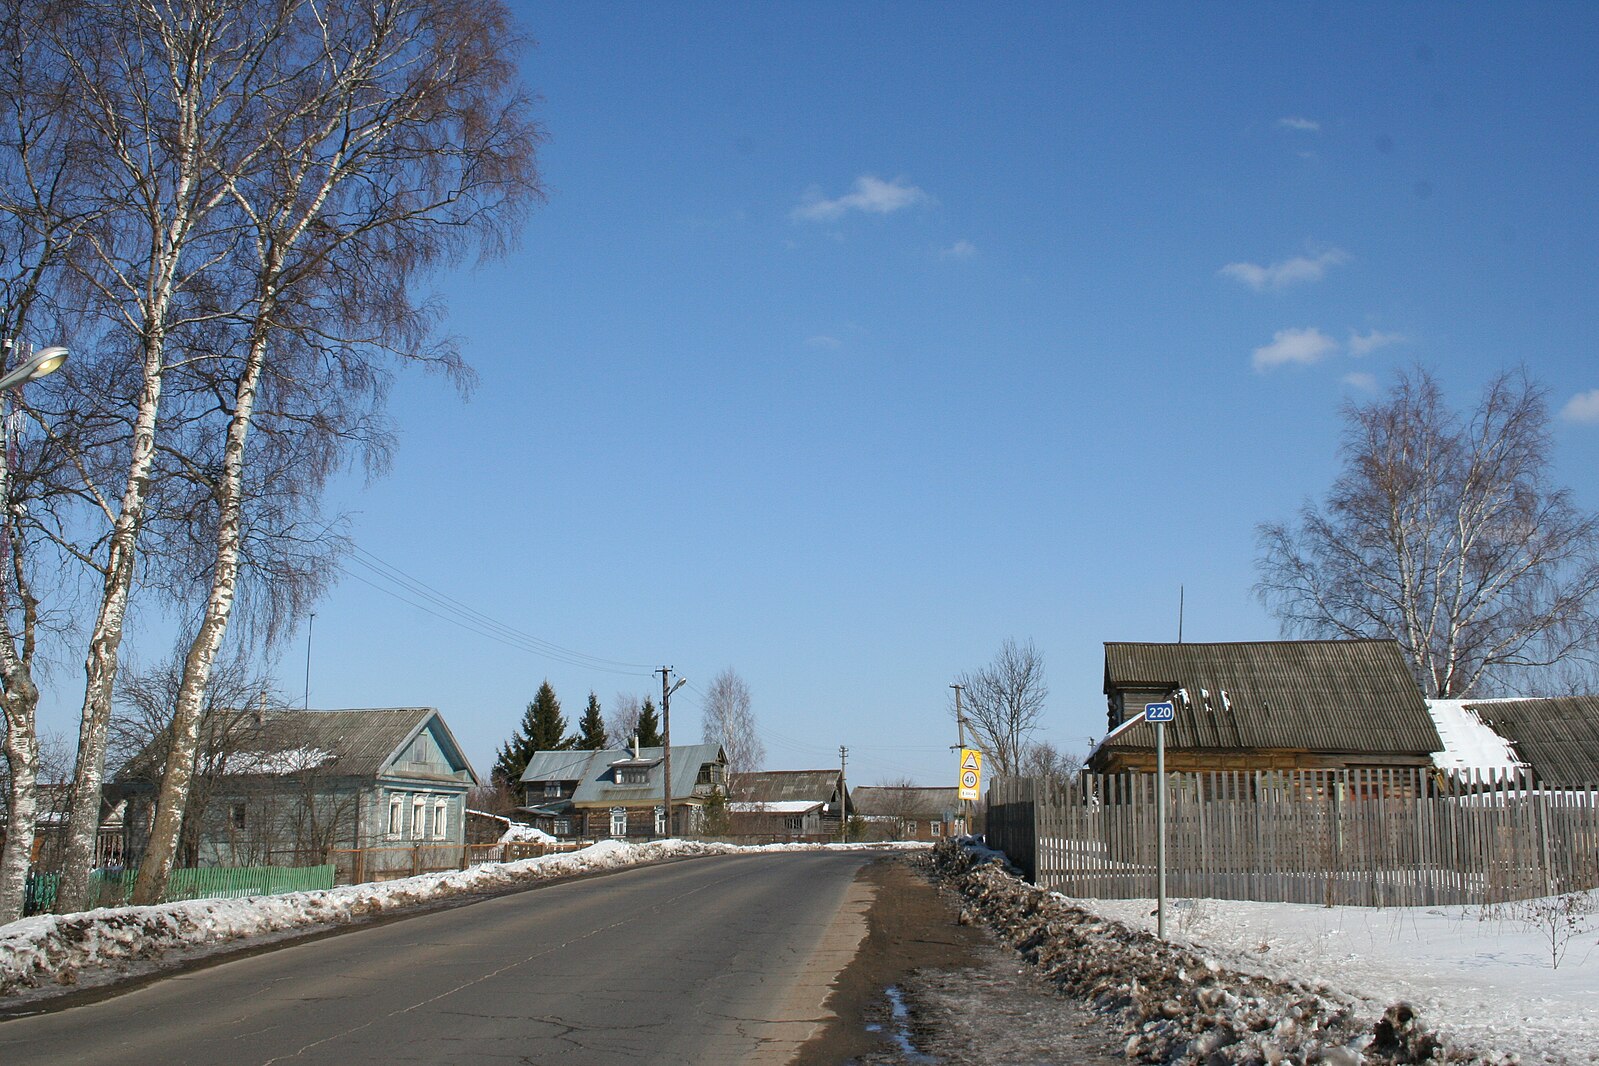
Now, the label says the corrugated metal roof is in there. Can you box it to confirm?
[1101,639,1438,755]
[119,707,476,783]
[1466,697,1599,787]
[519,744,726,806]
[850,786,959,817]
[731,770,842,806]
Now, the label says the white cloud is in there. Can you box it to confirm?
[1348,329,1406,356]
[1560,390,1599,424]
[939,239,977,260]
[805,335,842,350]
[1278,116,1321,132]
[792,175,931,222]
[1221,249,1349,291]
[1252,327,1339,371]
[1343,372,1378,392]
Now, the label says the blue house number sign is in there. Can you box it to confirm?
[1144,701,1175,723]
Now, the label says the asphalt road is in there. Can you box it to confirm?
[0,851,880,1066]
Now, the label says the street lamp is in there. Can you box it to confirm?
[660,671,688,838]
[0,345,68,392]
[0,339,70,574]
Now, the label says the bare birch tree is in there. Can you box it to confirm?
[607,693,642,749]
[131,0,540,904]
[1257,368,1599,698]
[700,667,763,790]
[953,638,1048,776]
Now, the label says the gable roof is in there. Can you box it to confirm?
[1461,697,1599,787]
[850,786,959,818]
[731,770,844,807]
[117,707,478,785]
[519,744,725,806]
[1100,639,1439,755]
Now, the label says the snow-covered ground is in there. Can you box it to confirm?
[1069,890,1599,1063]
[0,838,926,1002]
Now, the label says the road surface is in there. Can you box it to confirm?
[0,851,878,1065]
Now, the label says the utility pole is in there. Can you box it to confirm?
[951,682,968,835]
[304,612,315,709]
[838,746,848,842]
[656,667,687,838]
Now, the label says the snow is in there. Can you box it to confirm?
[218,745,336,775]
[0,838,927,1001]
[497,822,557,843]
[727,800,820,814]
[1427,699,1529,778]
[1061,889,1599,1062]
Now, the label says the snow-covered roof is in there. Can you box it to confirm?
[220,746,336,776]
[727,801,822,814]
[1426,699,1529,778]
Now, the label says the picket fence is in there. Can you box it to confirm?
[23,863,335,916]
[985,768,1599,907]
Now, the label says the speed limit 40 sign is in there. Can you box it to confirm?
[958,748,982,800]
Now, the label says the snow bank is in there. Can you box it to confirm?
[0,838,926,1000]
[931,839,1514,1065]
[497,822,557,843]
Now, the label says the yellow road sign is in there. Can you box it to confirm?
[958,747,982,800]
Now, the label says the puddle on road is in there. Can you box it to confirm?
[864,985,938,1063]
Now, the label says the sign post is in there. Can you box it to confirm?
[1143,700,1176,940]
[958,748,982,803]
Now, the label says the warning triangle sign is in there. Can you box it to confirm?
[961,749,981,770]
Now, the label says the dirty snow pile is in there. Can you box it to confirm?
[496,822,558,843]
[931,840,1506,1065]
[1073,888,1599,1064]
[0,838,924,999]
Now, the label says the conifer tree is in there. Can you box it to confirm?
[575,692,608,750]
[635,695,663,747]
[492,680,569,784]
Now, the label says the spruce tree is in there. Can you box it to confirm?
[575,692,608,750]
[527,680,569,751]
[635,695,663,747]
[492,680,570,785]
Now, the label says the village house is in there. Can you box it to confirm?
[1089,639,1442,777]
[517,741,727,839]
[850,785,961,841]
[726,769,850,839]
[115,706,479,878]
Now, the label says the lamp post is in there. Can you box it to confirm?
[657,668,687,837]
[0,340,69,581]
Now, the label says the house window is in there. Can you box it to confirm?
[618,768,648,785]
[553,818,570,836]
[654,806,666,836]
[388,796,404,837]
[412,797,426,840]
[609,808,627,837]
[930,821,942,837]
[434,800,448,840]
[544,781,562,798]
[230,803,247,829]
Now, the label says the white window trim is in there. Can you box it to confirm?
[609,808,627,838]
[388,796,404,838]
[433,799,448,840]
[412,797,427,840]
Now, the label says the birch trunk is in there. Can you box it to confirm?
[132,311,269,904]
[0,681,41,925]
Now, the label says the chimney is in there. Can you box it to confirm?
[633,735,640,760]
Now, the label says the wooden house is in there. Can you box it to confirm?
[517,741,727,839]
[1089,639,1441,776]
[115,707,479,874]
[850,785,960,841]
[726,770,850,839]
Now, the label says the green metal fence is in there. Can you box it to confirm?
[23,864,335,916]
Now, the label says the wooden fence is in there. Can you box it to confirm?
[986,768,1599,907]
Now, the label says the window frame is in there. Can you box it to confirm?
[388,795,405,838]
[412,796,427,840]
[433,799,448,840]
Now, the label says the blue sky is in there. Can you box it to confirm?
[48,3,1599,788]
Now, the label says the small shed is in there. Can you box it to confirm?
[727,770,850,839]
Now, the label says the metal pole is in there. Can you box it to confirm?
[951,682,968,835]
[304,612,315,709]
[1156,719,1167,940]
[838,746,848,842]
